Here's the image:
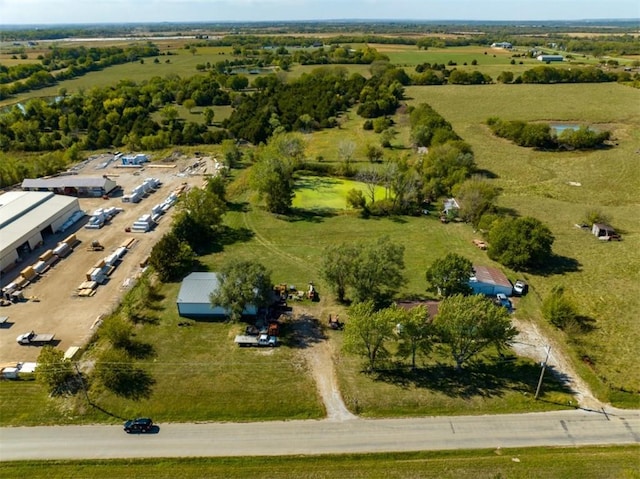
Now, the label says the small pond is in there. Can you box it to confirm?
[550,123,580,133]
[550,123,598,134]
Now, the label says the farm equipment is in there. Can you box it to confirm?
[328,315,344,330]
[87,240,105,251]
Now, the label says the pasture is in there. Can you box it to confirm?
[403,82,640,402]
[2,445,638,479]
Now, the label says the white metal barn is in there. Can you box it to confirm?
[0,191,80,272]
[176,272,258,319]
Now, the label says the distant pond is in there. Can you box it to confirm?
[550,123,598,134]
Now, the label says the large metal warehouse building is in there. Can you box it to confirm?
[21,176,118,197]
[0,191,81,273]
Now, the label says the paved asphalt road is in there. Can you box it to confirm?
[1,408,639,460]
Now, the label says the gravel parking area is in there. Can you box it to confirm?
[0,153,215,363]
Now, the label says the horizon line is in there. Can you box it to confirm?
[1,18,639,27]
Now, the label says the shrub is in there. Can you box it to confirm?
[542,286,578,330]
[584,208,611,227]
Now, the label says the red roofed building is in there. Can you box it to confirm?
[395,300,440,320]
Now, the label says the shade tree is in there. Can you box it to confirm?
[425,253,474,297]
[396,305,433,370]
[434,294,517,370]
[36,346,74,395]
[210,259,273,322]
[488,216,555,271]
[343,301,399,371]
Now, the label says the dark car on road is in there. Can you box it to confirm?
[124,418,153,433]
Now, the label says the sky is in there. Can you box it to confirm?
[0,0,638,25]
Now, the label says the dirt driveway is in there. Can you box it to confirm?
[510,317,604,410]
[0,154,216,363]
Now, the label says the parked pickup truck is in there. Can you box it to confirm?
[16,331,55,345]
[234,334,278,347]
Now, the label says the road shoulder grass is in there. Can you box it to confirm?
[2,445,638,479]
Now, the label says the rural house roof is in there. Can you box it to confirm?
[396,300,440,320]
[470,265,512,289]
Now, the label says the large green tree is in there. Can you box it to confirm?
[343,301,399,371]
[251,155,294,214]
[350,236,405,304]
[396,305,433,370]
[488,216,555,270]
[453,176,499,228]
[422,141,476,199]
[250,134,302,215]
[322,236,405,304]
[149,232,195,282]
[210,259,273,322]
[321,243,358,303]
[425,253,473,297]
[173,186,226,252]
[35,346,74,395]
[434,294,517,370]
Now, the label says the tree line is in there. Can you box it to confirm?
[487,117,611,150]
[0,44,159,100]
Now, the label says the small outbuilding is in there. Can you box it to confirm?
[592,223,616,239]
[176,272,257,319]
[469,265,513,297]
[442,198,460,215]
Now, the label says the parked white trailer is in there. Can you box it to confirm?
[234,334,278,347]
[16,331,55,345]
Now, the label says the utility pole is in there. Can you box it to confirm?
[535,346,551,400]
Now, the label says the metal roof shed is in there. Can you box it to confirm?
[468,265,513,297]
[176,272,257,319]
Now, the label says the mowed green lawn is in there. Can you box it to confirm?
[293,176,387,210]
[405,82,640,402]
[2,446,638,479]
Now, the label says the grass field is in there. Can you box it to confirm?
[403,82,640,403]
[0,42,638,424]
[2,446,638,478]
